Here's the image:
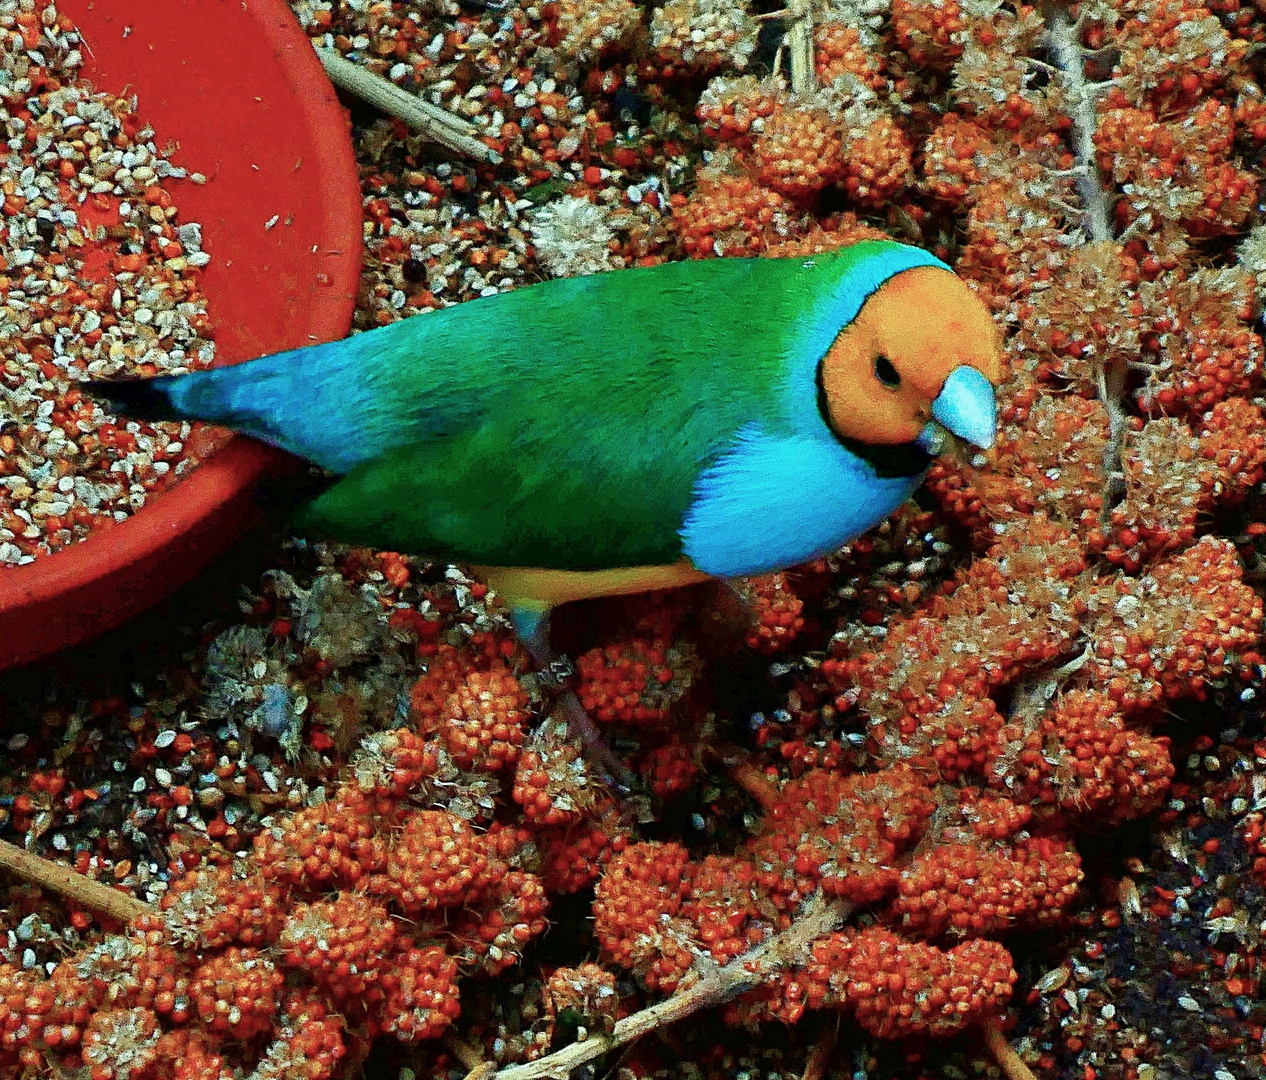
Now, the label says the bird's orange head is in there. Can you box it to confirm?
[818,265,1003,450]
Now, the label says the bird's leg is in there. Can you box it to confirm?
[511,604,636,792]
[701,580,761,652]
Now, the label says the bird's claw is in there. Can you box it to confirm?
[536,656,577,693]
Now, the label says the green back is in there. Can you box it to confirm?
[299,242,897,569]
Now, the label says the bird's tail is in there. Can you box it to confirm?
[85,371,221,425]
[82,339,386,476]
[86,357,341,460]
[84,358,333,461]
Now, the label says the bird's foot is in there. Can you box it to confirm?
[512,603,636,793]
[534,654,577,694]
[557,690,636,794]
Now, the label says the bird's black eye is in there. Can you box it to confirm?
[874,353,900,388]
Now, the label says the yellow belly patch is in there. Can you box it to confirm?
[470,559,711,609]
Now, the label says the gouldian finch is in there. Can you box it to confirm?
[87,239,1000,653]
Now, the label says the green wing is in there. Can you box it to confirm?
[298,242,894,569]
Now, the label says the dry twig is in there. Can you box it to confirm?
[316,48,503,163]
[1045,9,1113,243]
[494,893,851,1079]
[983,1020,1039,1080]
[729,758,783,810]
[1044,6,1128,516]
[0,837,148,923]
[785,0,817,93]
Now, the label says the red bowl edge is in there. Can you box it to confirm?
[0,0,362,669]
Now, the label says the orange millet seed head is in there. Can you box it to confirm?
[380,944,462,1043]
[189,946,283,1039]
[81,1007,161,1080]
[379,808,497,913]
[279,892,398,1005]
[440,663,532,772]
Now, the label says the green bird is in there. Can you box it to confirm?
[87,239,1001,656]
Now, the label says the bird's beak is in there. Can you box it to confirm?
[916,365,997,454]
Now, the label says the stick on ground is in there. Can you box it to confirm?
[0,837,148,923]
[316,48,503,164]
[493,894,850,1080]
[983,1020,1039,1080]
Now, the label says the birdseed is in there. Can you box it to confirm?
[0,0,216,566]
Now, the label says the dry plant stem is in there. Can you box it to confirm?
[1096,362,1130,522]
[983,1020,1039,1080]
[449,1032,492,1075]
[1005,646,1091,724]
[316,48,503,163]
[1046,7,1128,507]
[521,622,638,791]
[0,837,148,923]
[730,758,782,811]
[558,691,639,792]
[801,1018,838,1080]
[495,894,852,1080]
[1045,10,1113,243]
[785,0,817,93]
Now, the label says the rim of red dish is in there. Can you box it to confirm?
[0,0,362,645]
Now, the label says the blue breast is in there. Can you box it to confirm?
[679,425,922,578]
[678,245,945,578]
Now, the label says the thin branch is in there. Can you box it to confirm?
[1046,9,1128,513]
[0,838,148,923]
[1096,358,1130,523]
[450,1033,498,1080]
[1005,644,1092,724]
[1048,196,1092,218]
[730,758,782,811]
[316,48,503,164]
[802,1018,839,1080]
[773,40,788,82]
[519,620,638,793]
[983,1020,1039,1080]
[1045,11,1114,242]
[493,894,851,1080]
[1116,211,1154,245]
[785,0,817,94]
[558,691,638,793]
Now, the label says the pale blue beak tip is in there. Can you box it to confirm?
[930,365,996,450]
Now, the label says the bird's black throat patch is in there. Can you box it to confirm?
[815,362,931,479]
[838,436,931,479]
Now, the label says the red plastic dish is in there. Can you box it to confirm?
[0,0,362,669]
